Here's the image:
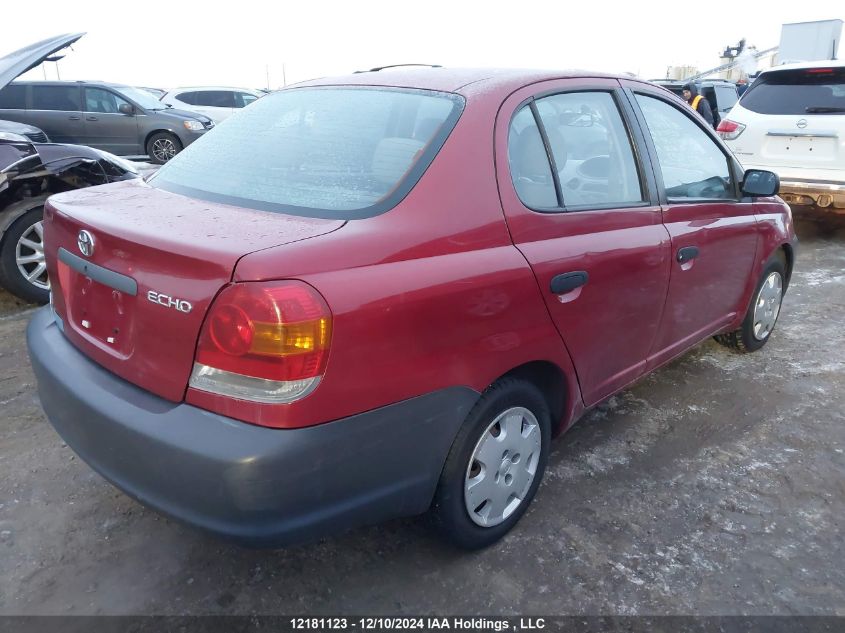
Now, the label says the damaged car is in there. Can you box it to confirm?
[0,35,141,303]
[0,137,140,303]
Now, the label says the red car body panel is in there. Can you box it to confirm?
[40,70,795,433]
[44,181,344,402]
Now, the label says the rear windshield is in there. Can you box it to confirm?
[150,87,464,219]
[740,68,845,115]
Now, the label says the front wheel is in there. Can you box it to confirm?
[430,378,551,549]
[146,132,182,164]
[715,253,786,353]
[0,206,50,304]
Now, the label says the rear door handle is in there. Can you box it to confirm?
[85,116,98,121]
[677,246,700,264]
[550,271,589,294]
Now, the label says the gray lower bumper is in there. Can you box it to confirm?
[26,308,478,547]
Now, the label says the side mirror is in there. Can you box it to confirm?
[741,169,779,197]
[118,103,135,116]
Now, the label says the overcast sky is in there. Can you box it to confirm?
[4,1,844,90]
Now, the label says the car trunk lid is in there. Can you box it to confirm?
[45,178,345,402]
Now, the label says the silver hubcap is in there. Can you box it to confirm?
[15,220,49,290]
[152,138,177,161]
[752,271,782,341]
[464,406,542,528]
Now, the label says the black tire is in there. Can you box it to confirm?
[146,132,182,164]
[430,377,551,549]
[0,206,50,304]
[714,252,787,353]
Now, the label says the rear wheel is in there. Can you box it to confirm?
[0,206,50,304]
[430,378,551,549]
[714,254,786,353]
[146,132,182,164]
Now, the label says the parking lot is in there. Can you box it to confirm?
[0,215,841,615]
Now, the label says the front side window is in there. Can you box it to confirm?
[535,91,643,208]
[235,92,258,108]
[636,94,733,200]
[150,87,463,218]
[84,88,130,114]
[31,85,80,111]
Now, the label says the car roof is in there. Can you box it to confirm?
[167,86,261,92]
[293,67,627,96]
[759,59,845,75]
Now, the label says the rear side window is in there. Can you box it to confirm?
[150,87,464,219]
[741,68,845,115]
[0,84,26,109]
[508,91,644,210]
[508,106,558,209]
[714,85,738,111]
[31,85,81,111]
[194,91,235,107]
[636,94,734,200]
[535,91,643,208]
[176,91,198,105]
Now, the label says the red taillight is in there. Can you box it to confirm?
[805,68,834,74]
[190,281,332,403]
[717,119,746,141]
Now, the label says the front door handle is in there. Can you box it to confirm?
[677,246,700,264]
[551,271,589,294]
[85,116,98,121]
[68,115,81,120]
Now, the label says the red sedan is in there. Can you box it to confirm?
[27,67,795,549]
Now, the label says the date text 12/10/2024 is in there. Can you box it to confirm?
[290,617,547,631]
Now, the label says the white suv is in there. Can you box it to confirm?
[160,87,264,124]
[719,61,845,214]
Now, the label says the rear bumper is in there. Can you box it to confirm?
[778,179,845,212]
[26,308,477,547]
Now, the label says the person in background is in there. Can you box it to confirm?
[682,83,715,128]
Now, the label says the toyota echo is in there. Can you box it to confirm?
[26,67,796,549]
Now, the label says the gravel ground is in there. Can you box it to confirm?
[0,216,843,616]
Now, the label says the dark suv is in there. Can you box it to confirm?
[651,79,740,126]
[0,80,214,163]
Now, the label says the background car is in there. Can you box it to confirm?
[0,137,141,303]
[160,86,263,123]
[28,68,794,550]
[0,81,215,164]
[137,86,167,99]
[0,34,214,165]
[651,79,740,126]
[0,118,49,142]
[718,61,845,214]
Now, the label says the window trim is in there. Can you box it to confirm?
[624,88,743,205]
[507,87,656,214]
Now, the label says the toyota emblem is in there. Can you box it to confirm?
[796,119,808,129]
[77,230,95,257]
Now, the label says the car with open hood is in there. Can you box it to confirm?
[0,34,142,303]
[27,67,795,549]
